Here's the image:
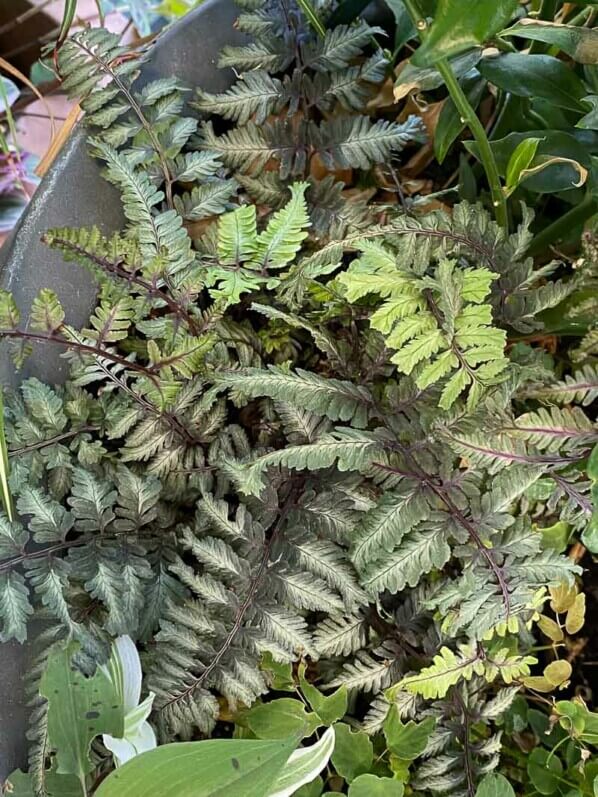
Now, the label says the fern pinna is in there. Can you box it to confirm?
[0,1,594,793]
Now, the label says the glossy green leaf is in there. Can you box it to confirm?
[412,0,519,67]
[500,20,598,65]
[383,706,435,760]
[348,774,404,796]
[294,776,324,797]
[475,773,516,797]
[539,521,571,553]
[527,748,563,795]
[299,669,348,726]
[95,736,297,797]
[247,698,320,739]
[395,49,481,99]
[505,137,542,195]
[479,53,589,113]
[587,443,598,481]
[39,643,124,785]
[579,95,598,129]
[261,653,295,692]
[434,71,486,163]
[4,769,82,797]
[385,0,417,51]
[466,130,593,193]
[331,723,373,782]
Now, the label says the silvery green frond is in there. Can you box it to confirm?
[67,468,116,533]
[194,71,284,125]
[271,568,345,613]
[316,115,426,170]
[17,487,73,543]
[350,482,431,570]
[285,537,367,610]
[219,366,373,428]
[303,21,384,72]
[314,612,368,657]
[327,648,398,693]
[523,363,598,406]
[360,525,451,596]
[113,467,161,531]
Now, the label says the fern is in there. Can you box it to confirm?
[339,254,509,409]
[0,2,590,789]
[394,643,536,700]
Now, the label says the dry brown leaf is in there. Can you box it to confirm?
[35,103,81,178]
[367,77,396,112]
[310,152,352,184]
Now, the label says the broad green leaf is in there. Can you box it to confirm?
[588,444,598,480]
[466,130,593,193]
[500,20,598,65]
[269,727,335,797]
[383,705,435,760]
[475,773,516,797]
[39,643,124,784]
[386,0,417,51]
[505,137,542,196]
[4,769,82,797]
[579,95,598,129]
[331,723,373,782]
[348,774,404,796]
[294,778,323,797]
[434,71,486,164]
[299,670,348,726]
[478,53,589,113]
[95,736,297,797]
[412,0,519,67]
[527,748,563,795]
[394,49,482,100]
[247,698,320,739]
[261,653,295,692]
[516,156,588,193]
[539,521,571,553]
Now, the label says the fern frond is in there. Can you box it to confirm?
[218,366,373,428]
[225,428,388,497]
[522,364,598,406]
[194,71,284,125]
[316,115,426,170]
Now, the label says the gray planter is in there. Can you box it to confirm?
[0,0,242,779]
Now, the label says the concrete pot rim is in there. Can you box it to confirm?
[0,0,242,781]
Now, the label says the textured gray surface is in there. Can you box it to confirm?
[0,0,241,780]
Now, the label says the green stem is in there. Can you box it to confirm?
[527,193,598,256]
[402,0,508,229]
[296,0,326,38]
